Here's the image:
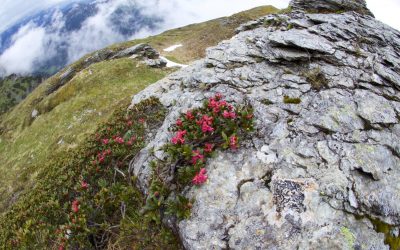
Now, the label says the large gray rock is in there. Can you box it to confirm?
[45,67,75,95]
[129,3,400,249]
[83,49,114,68]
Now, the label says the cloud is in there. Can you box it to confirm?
[0,0,79,33]
[0,10,65,75]
[67,0,126,61]
[0,23,47,75]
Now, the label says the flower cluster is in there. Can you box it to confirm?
[166,93,254,187]
[55,113,151,248]
[192,168,208,185]
[171,130,187,145]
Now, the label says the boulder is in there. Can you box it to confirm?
[128,1,400,248]
[83,49,114,68]
[144,58,167,68]
[111,43,160,60]
[45,67,75,95]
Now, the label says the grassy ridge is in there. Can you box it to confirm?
[0,59,173,211]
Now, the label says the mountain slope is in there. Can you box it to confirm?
[0,75,44,115]
[0,5,277,215]
[2,1,400,249]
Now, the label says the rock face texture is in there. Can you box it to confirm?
[129,1,400,249]
[290,0,374,17]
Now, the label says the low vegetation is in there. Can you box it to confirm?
[144,94,254,222]
[303,67,328,90]
[0,94,255,248]
[0,98,180,249]
[283,96,302,104]
[0,59,173,212]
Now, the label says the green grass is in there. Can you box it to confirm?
[0,59,173,211]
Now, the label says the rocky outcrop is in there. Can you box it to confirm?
[290,0,374,17]
[111,43,160,60]
[129,0,400,249]
[84,43,166,67]
[83,49,115,68]
[114,43,167,68]
[45,67,75,95]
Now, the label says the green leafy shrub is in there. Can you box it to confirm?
[0,98,180,249]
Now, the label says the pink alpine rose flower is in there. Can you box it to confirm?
[114,137,124,144]
[72,200,80,213]
[223,110,236,119]
[204,143,214,153]
[81,181,89,190]
[201,115,213,124]
[172,130,187,145]
[176,118,183,127]
[201,123,214,133]
[208,98,218,109]
[191,150,204,165]
[101,138,109,145]
[97,153,105,164]
[192,168,208,185]
[218,100,227,108]
[229,135,238,149]
[185,111,194,120]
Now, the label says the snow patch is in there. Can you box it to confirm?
[160,56,188,68]
[163,44,183,52]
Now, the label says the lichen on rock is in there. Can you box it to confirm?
[128,0,400,248]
